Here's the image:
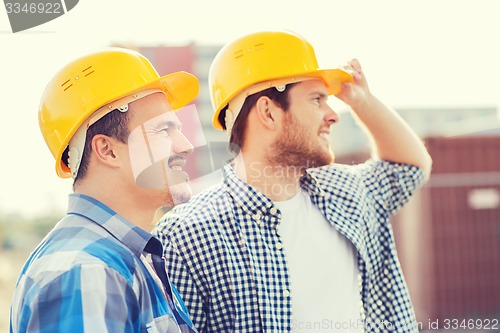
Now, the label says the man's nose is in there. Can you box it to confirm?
[325,104,339,125]
[173,131,194,155]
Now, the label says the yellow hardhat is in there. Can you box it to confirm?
[39,48,199,178]
[209,30,353,130]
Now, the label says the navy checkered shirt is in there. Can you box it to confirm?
[153,160,425,332]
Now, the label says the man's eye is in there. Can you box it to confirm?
[159,127,170,135]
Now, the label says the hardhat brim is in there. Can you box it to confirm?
[212,68,352,130]
[145,71,199,110]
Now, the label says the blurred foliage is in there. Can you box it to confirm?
[0,210,64,251]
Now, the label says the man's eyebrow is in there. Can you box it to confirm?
[166,120,181,129]
[153,118,181,130]
[309,91,328,99]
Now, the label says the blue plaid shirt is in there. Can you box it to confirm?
[153,160,425,332]
[10,194,196,333]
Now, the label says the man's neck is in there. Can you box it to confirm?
[75,181,155,231]
[234,153,302,202]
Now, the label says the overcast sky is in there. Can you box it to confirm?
[1,0,499,216]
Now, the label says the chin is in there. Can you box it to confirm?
[311,149,334,167]
[169,182,193,206]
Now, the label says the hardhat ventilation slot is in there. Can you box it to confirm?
[82,66,94,77]
[234,50,244,59]
[254,43,265,51]
[61,79,73,91]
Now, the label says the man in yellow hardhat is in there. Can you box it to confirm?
[154,31,432,332]
[10,48,199,332]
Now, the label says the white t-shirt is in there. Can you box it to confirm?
[275,189,363,332]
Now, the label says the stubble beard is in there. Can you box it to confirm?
[267,114,333,174]
[165,182,192,206]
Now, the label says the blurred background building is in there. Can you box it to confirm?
[394,136,500,329]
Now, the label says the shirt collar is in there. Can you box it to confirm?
[222,164,325,215]
[67,193,158,257]
[300,170,326,196]
[222,164,274,216]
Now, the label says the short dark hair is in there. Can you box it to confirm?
[62,109,130,182]
[219,83,297,154]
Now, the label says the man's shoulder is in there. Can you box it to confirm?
[308,160,420,183]
[51,214,130,249]
[307,162,364,186]
[31,215,138,278]
[306,160,404,197]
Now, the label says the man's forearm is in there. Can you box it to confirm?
[352,93,433,179]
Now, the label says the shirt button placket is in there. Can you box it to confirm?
[253,212,262,226]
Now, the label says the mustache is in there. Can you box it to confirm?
[168,154,186,165]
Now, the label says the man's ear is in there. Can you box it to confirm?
[91,134,120,168]
[254,96,282,130]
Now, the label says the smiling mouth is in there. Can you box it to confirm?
[169,165,184,171]
[318,130,331,142]
[168,155,187,171]
[165,158,190,183]
[319,132,330,139]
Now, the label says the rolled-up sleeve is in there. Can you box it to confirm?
[358,160,426,215]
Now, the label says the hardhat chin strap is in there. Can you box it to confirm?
[67,123,87,179]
